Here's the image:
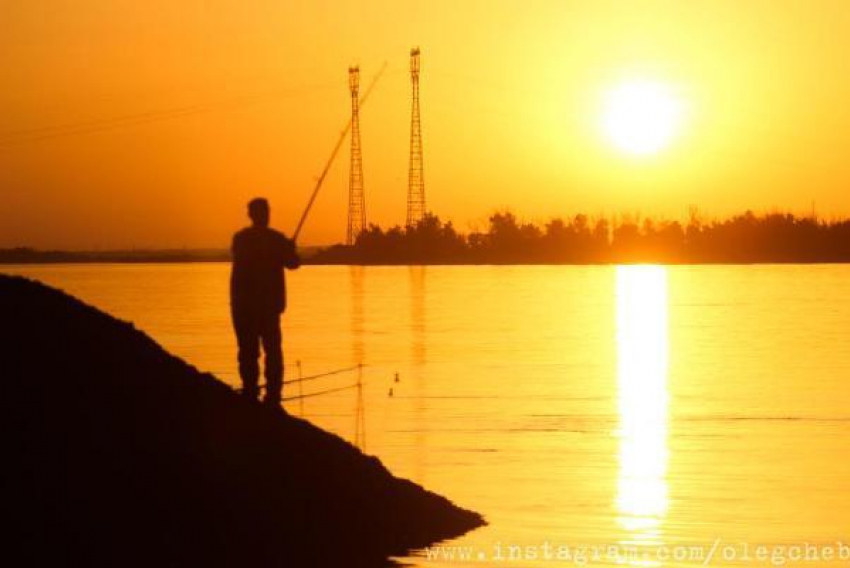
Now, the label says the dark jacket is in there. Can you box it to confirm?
[230,226,300,315]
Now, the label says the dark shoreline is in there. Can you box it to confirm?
[2,274,484,568]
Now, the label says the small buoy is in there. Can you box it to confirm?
[394,372,400,383]
[388,388,394,397]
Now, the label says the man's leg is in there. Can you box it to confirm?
[233,311,260,400]
[260,313,283,406]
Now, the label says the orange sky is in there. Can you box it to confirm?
[2,0,850,248]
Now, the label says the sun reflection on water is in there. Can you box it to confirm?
[615,265,670,552]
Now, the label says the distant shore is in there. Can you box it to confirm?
[5,246,850,266]
[0,247,233,264]
[7,209,850,265]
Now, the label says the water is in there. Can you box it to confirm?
[5,263,850,567]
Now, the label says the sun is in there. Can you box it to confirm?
[602,79,685,156]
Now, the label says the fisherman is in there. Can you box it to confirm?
[230,197,300,406]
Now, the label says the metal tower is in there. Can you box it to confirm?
[406,47,426,227]
[347,66,366,245]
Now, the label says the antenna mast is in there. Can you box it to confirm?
[406,48,426,227]
[346,66,367,245]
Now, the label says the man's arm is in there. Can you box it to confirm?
[281,235,301,269]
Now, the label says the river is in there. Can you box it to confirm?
[5,263,850,567]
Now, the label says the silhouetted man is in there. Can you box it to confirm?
[230,198,300,406]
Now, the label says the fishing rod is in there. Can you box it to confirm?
[291,62,388,242]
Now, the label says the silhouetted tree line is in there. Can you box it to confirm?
[310,210,850,264]
[5,211,850,265]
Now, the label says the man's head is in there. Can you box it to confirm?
[248,197,270,227]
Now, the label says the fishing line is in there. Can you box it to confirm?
[0,81,339,147]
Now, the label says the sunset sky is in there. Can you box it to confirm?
[2,0,850,248]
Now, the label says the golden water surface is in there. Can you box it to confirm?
[5,264,850,567]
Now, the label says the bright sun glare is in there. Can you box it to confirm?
[602,80,685,157]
